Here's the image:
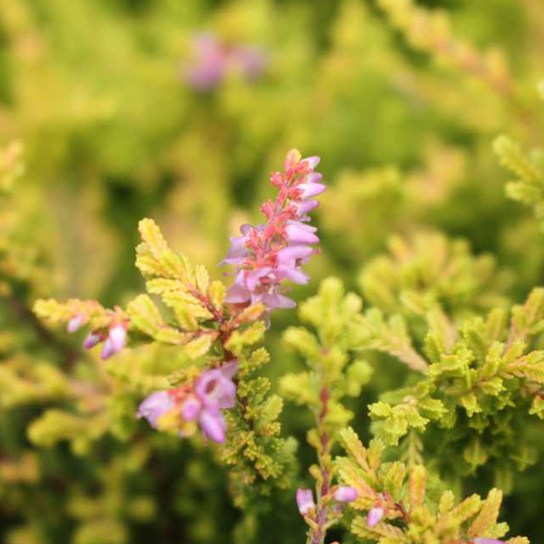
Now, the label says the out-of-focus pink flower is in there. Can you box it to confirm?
[367,506,385,527]
[136,391,176,428]
[71,311,128,359]
[296,488,315,516]
[183,33,267,91]
[184,34,228,90]
[473,539,504,544]
[222,150,325,317]
[101,324,127,360]
[83,330,104,349]
[137,362,238,444]
[333,486,358,502]
[67,315,85,333]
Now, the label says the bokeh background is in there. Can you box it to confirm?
[1,0,544,543]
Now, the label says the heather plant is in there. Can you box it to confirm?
[2,0,544,543]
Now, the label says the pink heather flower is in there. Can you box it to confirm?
[473,540,504,544]
[139,362,238,444]
[333,486,358,502]
[84,330,103,349]
[198,407,228,443]
[183,34,267,91]
[82,321,128,359]
[101,324,127,360]
[195,363,237,411]
[367,506,385,527]
[296,488,315,516]
[222,150,325,315]
[137,391,176,428]
[184,34,227,90]
[67,315,85,333]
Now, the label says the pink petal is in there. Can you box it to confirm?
[199,409,227,443]
[296,488,315,515]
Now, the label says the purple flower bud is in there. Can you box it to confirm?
[137,391,175,428]
[293,199,320,217]
[297,182,327,200]
[100,324,127,359]
[199,407,227,443]
[367,506,385,527]
[109,324,127,352]
[296,488,315,516]
[67,315,85,333]
[83,330,102,350]
[333,486,358,502]
[100,338,115,360]
[474,539,504,544]
[285,221,319,245]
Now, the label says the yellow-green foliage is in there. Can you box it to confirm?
[1,0,544,543]
[339,426,528,544]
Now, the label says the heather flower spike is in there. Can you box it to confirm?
[222,149,325,316]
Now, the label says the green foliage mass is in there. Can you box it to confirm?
[2,0,544,543]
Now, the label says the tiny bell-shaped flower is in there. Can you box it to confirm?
[67,314,85,333]
[296,488,315,516]
[367,506,385,527]
[84,330,103,350]
[101,324,127,360]
[333,486,358,503]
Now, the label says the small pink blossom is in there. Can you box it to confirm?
[333,486,358,502]
[296,488,315,516]
[138,362,238,444]
[101,324,127,360]
[367,506,385,527]
[83,330,103,349]
[67,315,85,333]
[473,539,504,544]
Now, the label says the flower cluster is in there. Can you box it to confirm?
[67,313,128,360]
[296,486,357,516]
[137,362,238,444]
[183,33,266,90]
[223,149,325,314]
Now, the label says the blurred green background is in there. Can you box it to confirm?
[1,0,544,542]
